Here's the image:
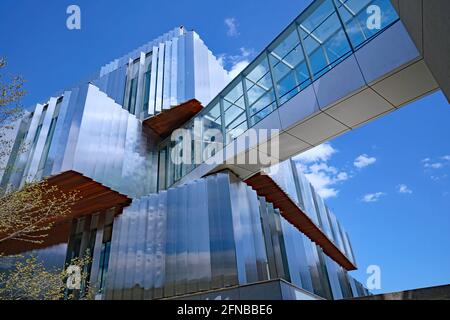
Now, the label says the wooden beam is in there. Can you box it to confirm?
[143,99,203,137]
[0,171,131,255]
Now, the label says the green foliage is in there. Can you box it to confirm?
[0,181,80,244]
[0,254,93,300]
[0,57,26,168]
[0,57,88,301]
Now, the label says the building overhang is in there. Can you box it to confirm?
[143,99,203,137]
[0,170,131,255]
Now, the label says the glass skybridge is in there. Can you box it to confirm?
[157,0,403,188]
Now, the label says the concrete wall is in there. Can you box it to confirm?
[391,0,450,102]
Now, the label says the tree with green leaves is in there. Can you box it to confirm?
[0,57,90,300]
[0,254,93,300]
[0,57,25,168]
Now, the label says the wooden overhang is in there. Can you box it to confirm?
[0,170,131,255]
[143,99,203,137]
[245,172,357,271]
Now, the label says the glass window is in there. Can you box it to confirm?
[244,55,277,126]
[32,123,43,145]
[184,120,196,175]
[128,78,138,114]
[297,0,352,78]
[334,0,399,48]
[37,116,58,173]
[124,59,140,114]
[98,224,112,294]
[268,25,311,105]
[201,102,223,161]
[222,79,247,143]
[142,62,152,112]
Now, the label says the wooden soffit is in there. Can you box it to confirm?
[0,170,131,255]
[143,99,203,137]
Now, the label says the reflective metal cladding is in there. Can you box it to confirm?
[103,172,368,300]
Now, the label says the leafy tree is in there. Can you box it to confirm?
[0,254,93,300]
[0,57,80,245]
[0,57,87,300]
[0,57,25,167]
[0,181,79,244]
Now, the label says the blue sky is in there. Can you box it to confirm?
[1,0,449,294]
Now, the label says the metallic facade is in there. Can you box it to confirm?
[100,170,368,300]
[95,27,229,118]
[1,28,230,198]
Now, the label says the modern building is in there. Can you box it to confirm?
[1,0,448,300]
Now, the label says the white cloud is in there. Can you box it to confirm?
[362,192,385,203]
[224,17,239,37]
[422,156,450,183]
[354,154,376,169]
[317,188,339,199]
[422,155,450,169]
[294,143,348,199]
[397,184,412,194]
[430,174,448,181]
[425,162,443,169]
[228,60,249,79]
[303,166,348,199]
[295,143,337,163]
[219,47,255,80]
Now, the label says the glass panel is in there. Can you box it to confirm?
[98,224,112,295]
[128,78,138,114]
[124,59,140,114]
[244,55,277,126]
[37,116,58,174]
[142,66,151,110]
[201,102,223,162]
[268,25,311,105]
[334,0,399,48]
[222,80,248,142]
[297,0,352,78]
